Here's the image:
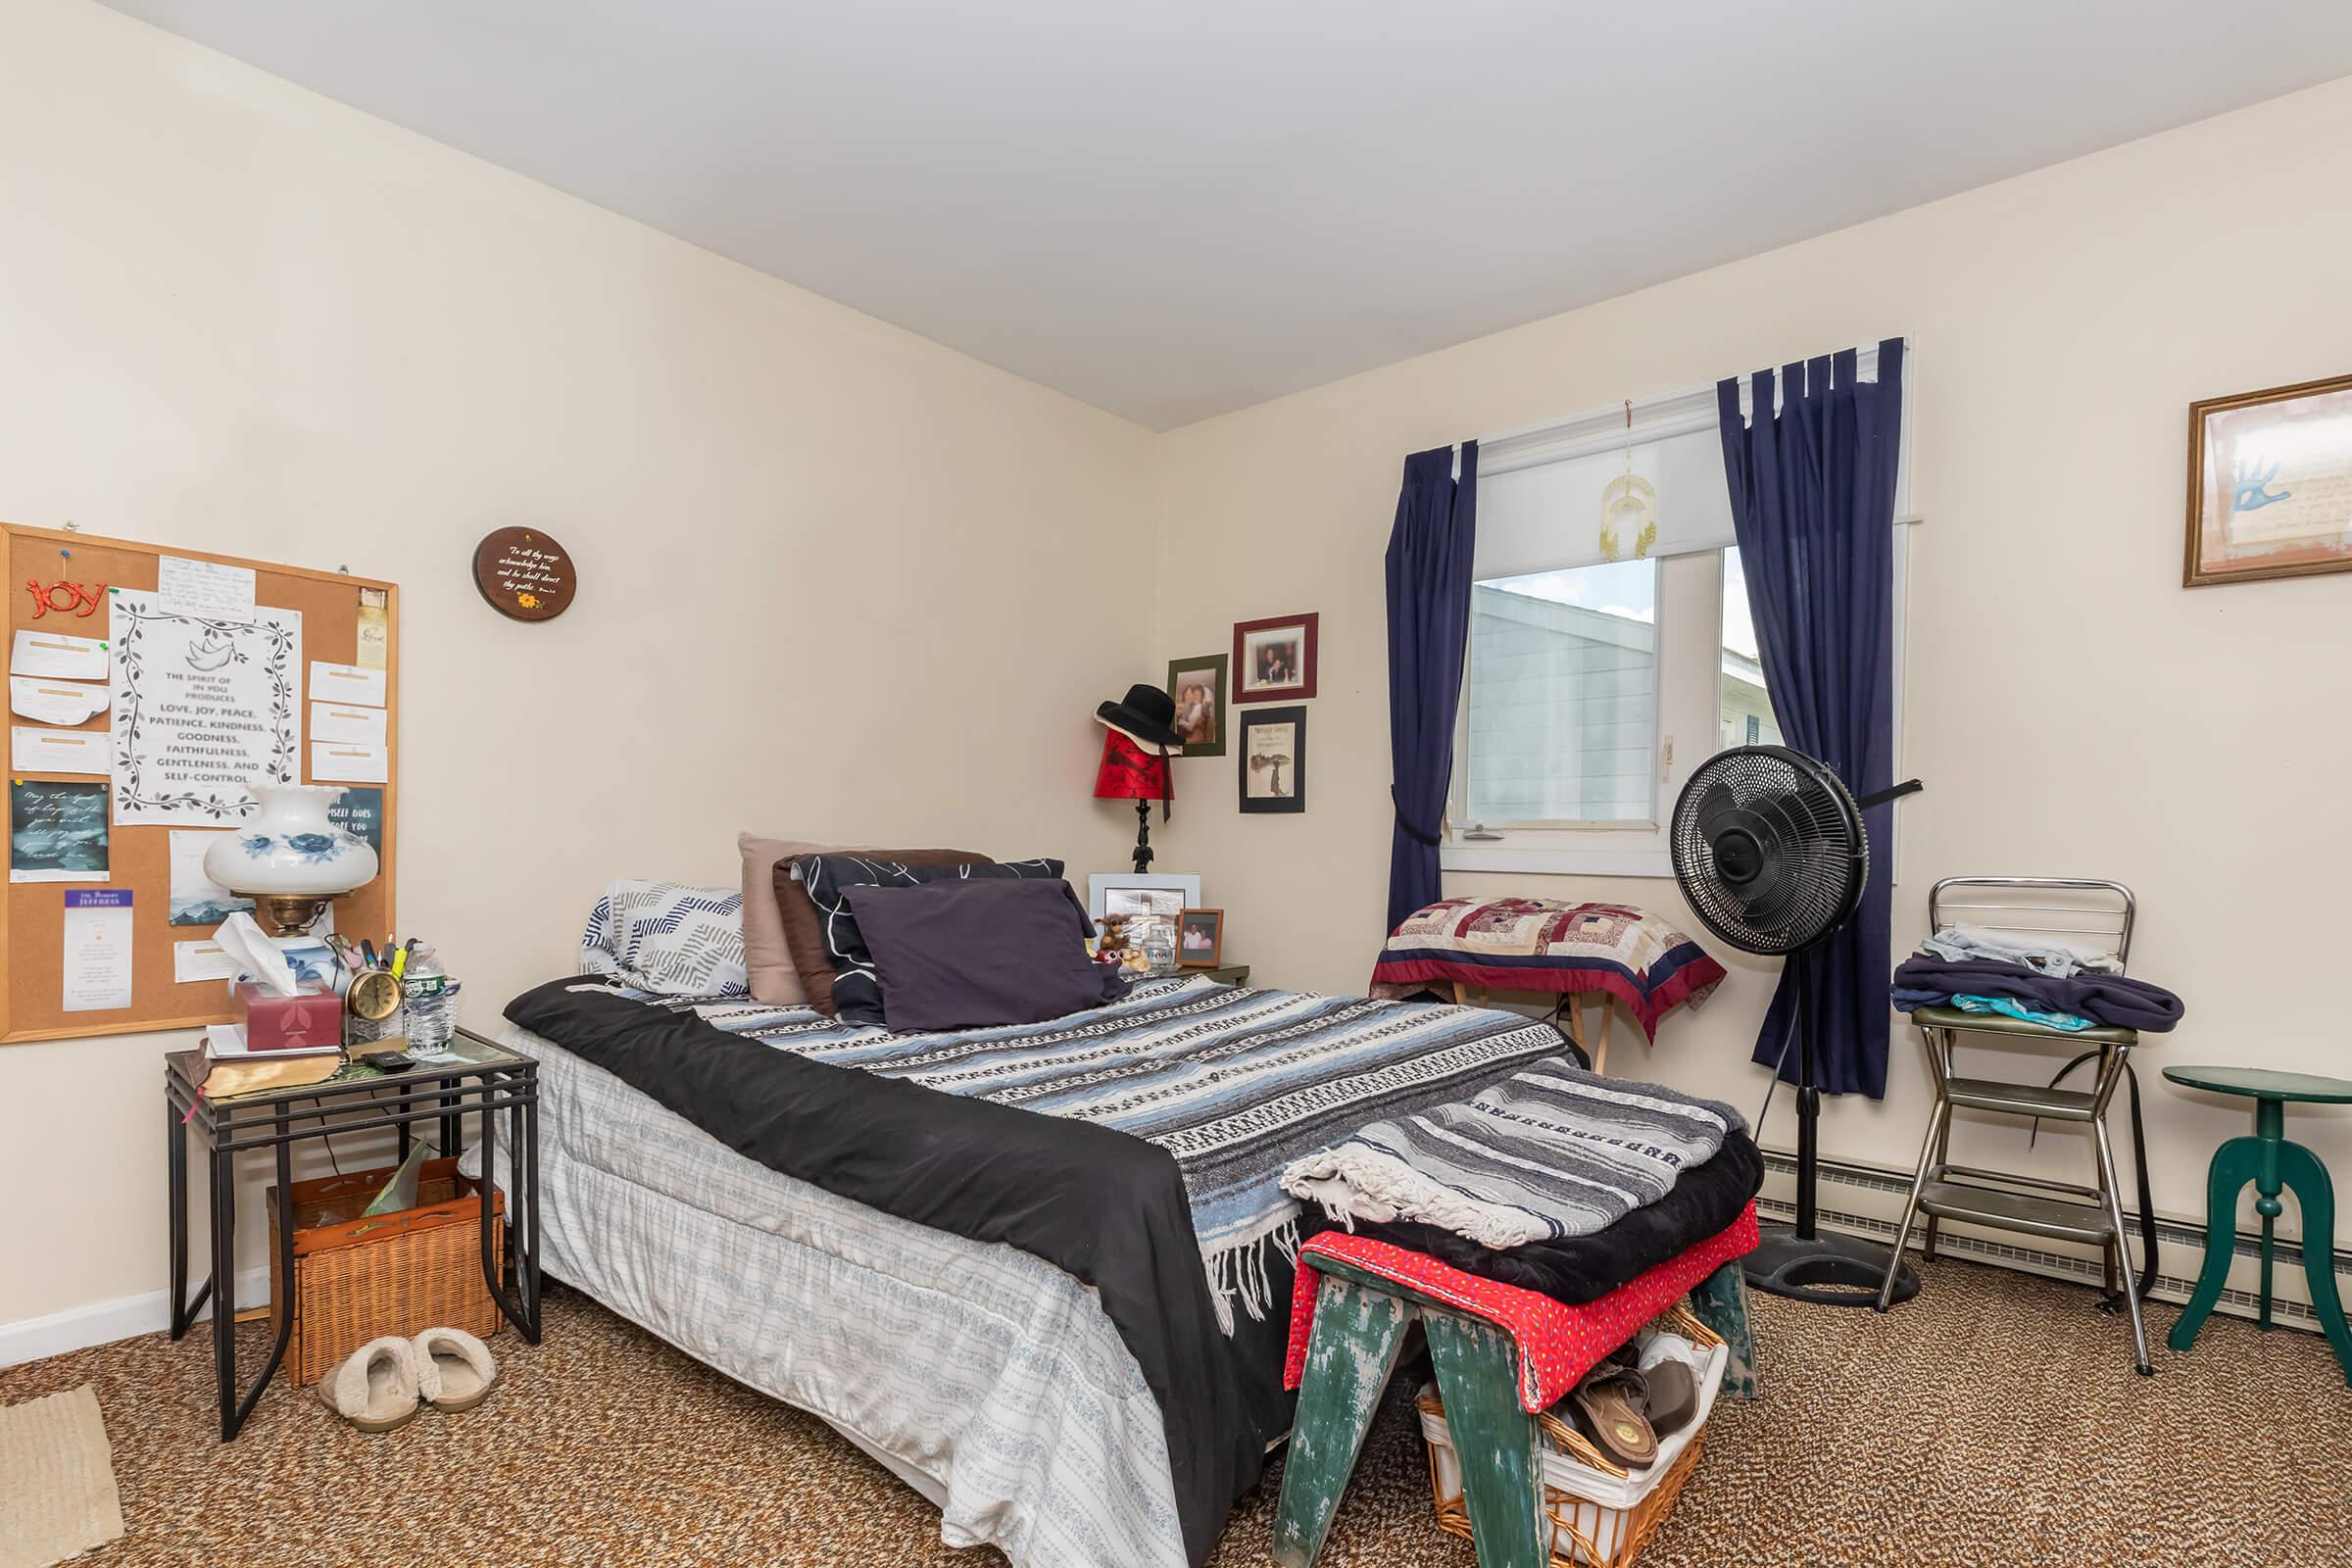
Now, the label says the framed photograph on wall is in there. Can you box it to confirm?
[1232,612,1318,703]
[1238,706,1306,813]
[2184,372,2352,587]
[1165,653,1228,757]
[1176,907,1224,967]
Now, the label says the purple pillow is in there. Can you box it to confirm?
[840,877,1125,1031]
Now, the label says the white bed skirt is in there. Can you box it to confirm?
[499,1028,1190,1568]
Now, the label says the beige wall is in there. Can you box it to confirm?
[1147,76,2352,1239]
[10,0,2352,1342]
[0,0,1152,1331]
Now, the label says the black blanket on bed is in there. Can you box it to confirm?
[506,977,1296,1568]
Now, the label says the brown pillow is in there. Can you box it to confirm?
[776,847,990,1014]
[740,834,858,1006]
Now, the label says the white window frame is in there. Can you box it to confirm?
[1444,349,1918,879]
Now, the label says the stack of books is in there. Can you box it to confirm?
[198,1022,345,1099]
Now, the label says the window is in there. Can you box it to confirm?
[1718,547,1782,753]
[1463,560,1657,826]
[1446,353,1911,877]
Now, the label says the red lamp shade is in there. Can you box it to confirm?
[1094,729,1170,801]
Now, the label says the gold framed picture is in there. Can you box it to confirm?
[2184,372,2352,587]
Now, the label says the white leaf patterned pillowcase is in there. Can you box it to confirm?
[580,880,749,997]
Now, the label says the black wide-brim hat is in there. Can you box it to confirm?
[1097,683,1186,753]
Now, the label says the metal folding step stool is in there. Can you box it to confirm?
[1876,877,2153,1374]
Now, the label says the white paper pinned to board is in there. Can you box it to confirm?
[157,556,257,623]
[10,629,107,681]
[311,741,388,783]
[62,889,134,1011]
[9,675,108,726]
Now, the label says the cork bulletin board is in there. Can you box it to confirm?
[2,522,398,1044]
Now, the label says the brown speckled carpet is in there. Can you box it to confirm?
[6,1257,2351,1567]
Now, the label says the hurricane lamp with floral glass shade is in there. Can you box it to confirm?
[202,782,381,935]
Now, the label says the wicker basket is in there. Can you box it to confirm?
[1419,1303,1724,1568]
[268,1156,505,1388]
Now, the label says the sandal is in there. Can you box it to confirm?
[1570,1365,1657,1467]
[318,1336,426,1433]
[1639,1356,1698,1437]
[413,1326,499,1413]
[1637,1333,1703,1436]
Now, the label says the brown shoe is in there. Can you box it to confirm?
[1641,1358,1698,1437]
[1569,1366,1656,1467]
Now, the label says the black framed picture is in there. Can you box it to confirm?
[1238,706,1306,813]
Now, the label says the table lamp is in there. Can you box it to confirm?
[1094,683,1183,873]
[204,782,381,936]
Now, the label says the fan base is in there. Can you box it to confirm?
[1741,1225,1920,1307]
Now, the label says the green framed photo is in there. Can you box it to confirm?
[1165,653,1228,758]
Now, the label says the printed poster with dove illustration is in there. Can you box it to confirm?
[109,589,302,826]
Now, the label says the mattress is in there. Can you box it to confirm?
[503,1028,1192,1568]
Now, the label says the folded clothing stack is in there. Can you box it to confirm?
[1280,1057,1763,1303]
[1890,937,2184,1034]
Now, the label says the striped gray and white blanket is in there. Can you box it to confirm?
[632,973,1564,1330]
[1280,1060,1747,1250]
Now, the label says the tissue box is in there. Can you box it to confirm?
[236,980,343,1053]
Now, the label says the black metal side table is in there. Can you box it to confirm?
[165,1026,541,1440]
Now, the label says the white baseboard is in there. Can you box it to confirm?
[1760,1151,2352,1334]
[0,1264,272,1369]
[8,1153,2339,1366]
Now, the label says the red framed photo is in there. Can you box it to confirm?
[1231,612,1318,704]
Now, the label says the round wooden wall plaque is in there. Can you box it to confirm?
[472,527,576,621]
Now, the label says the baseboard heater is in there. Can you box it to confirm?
[1757,1150,2349,1335]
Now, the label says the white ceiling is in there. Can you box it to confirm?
[99,1,2352,428]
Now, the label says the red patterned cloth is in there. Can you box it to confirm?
[1283,1203,1759,1412]
[1369,897,1727,1041]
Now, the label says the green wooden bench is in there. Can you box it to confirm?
[1270,1256,1754,1568]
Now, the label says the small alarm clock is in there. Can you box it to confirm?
[346,965,404,1026]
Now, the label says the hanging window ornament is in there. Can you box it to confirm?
[1598,399,1658,562]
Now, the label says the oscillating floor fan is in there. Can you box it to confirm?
[1669,745,1922,1307]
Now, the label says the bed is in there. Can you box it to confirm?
[493,971,1569,1568]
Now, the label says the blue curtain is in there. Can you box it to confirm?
[1716,340,1904,1098]
[1384,441,1478,935]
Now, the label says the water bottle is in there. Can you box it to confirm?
[403,955,460,1053]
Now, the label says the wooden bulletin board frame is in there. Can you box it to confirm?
[3,522,398,1044]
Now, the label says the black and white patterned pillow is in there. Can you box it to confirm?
[579,879,749,997]
[795,855,1065,1026]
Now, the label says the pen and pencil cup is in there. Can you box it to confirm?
[346,1001,405,1047]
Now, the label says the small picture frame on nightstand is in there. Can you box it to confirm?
[1177,907,1224,967]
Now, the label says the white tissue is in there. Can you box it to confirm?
[216,911,300,996]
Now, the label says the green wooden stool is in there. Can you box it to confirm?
[1270,1256,1754,1568]
[2164,1064,2352,1385]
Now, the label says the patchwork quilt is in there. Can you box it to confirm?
[1370,897,1727,1040]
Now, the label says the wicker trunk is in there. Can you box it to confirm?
[268,1156,504,1387]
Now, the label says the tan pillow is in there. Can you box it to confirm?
[739,834,859,1006]
[776,848,991,1016]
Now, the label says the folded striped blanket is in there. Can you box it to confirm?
[1280,1061,1746,1250]
[611,974,1566,1331]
